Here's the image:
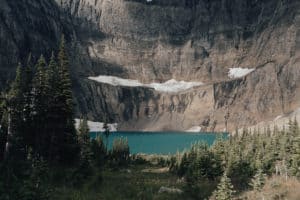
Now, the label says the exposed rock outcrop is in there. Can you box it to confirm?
[0,0,73,87]
[0,0,299,131]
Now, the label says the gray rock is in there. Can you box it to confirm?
[158,186,183,194]
[0,0,299,131]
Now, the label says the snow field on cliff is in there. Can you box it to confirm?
[228,68,255,79]
[75,119,118,132]
[185,126,202,132]
[88,75,204,93]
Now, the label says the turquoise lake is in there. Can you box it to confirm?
[90,131,228,155]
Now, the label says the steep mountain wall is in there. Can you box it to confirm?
[0,0,299,131]
[0,0,73,87]
[58,0,298,82]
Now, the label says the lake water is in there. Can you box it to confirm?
[90,131,228,155]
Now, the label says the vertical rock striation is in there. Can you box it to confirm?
[0,0,299,131]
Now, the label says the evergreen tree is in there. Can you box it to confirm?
[78,117,92,167]
[288,118,299,136]
[1,64,35,199]
[23,54,35,149]
[90,136,106,168]
[213,172,235,200]
[0,96,7,161]
[44,52,60,162]
[291,136,300,177]
[0,40,89,198]
[78,117,89,143]
[292,117,299,136]
[103,122,110,149]
[212,135,227,163]
[6,63,27,160]
[43,52,67,163]
[111,137,130,166]
[32,55,48,155]
[178,152,189,176]
[56,35,79,164]
[22,152,52,200]
[250,168,266,191]
[58,35,73,116]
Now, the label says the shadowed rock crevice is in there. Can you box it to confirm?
[0,0,299,131]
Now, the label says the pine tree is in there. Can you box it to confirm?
[58,35,73,115]
[178,152,189,176]
[77,117,93,175]
[288,118,299,136]
[78,117,91,162]
[6,63,27,160]
[90,136,106,168]
[250,168,266,191]
[291,135,300,177]
[22,151,52,200]
[23,54,35,149]
[44,52,62,162]
[78,117,89,143]
[32,55,48,156]
[103,122,110,150]
[5,41,79,164]
[56,35,79,164]
[0,96,7,161]
[213,172,235,200]
[292,117,299,136]
[0,64,33,198]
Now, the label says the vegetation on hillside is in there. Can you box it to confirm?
[0,36,299,200]
[168,120,300,199]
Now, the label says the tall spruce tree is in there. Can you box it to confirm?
[250,168,266,191]
[56,35,79,163]
[213,172,235,200]
[78,117,89,143]
[58,35,73,116]
[78,116,91,160]
[45,52,61,162]
[291,135,300,177]
[0,95,7,161]
[78,117,92,174]
[32,55,48,156]
[23,54,35,149]
[6,63,27,160]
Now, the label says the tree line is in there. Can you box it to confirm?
[0,35,131,200]
[0,35,78,165]
[169,119,300,199]
[0,35,299,199]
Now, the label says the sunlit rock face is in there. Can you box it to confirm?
[57,0,299,83]
[0,0,300,131]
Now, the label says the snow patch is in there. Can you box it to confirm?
[75,119,118,132]
[228,68,255,79]
[88,75,203,93]
[147,79,203,93]
[89,76,144,87]
[186,126,202,133]
[274,115,283,121]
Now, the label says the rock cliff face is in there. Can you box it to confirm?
[0,0,300,131]
[0,0,73,86]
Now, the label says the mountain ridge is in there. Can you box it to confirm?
[0,0,299,131]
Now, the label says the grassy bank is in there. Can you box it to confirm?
[53,161,186,200]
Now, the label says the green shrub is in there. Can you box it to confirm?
[110,138,130,167]
[131,155,148,165]
[0,154,52,200]
[91,136,107,168]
